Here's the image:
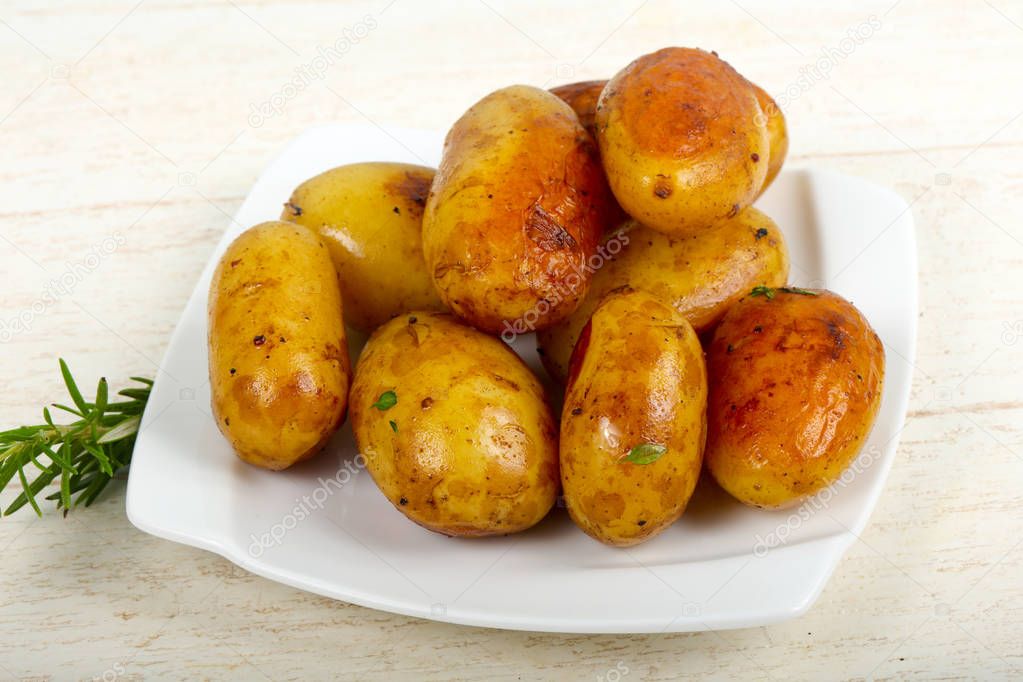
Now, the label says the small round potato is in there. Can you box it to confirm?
[537,207,789,382]
[749,82,788,195]
[208,221,350,470]
[705,288,885,508]
[350,312,559,536]
[595,47,769,234]
[561,289,707,546]
[281,162,446,333]
[422,85,615,335]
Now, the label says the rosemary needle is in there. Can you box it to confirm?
[0,359,152,517]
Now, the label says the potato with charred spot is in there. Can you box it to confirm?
[350,312,559,536]
[749,82,788,195]
[537,207,789,383]
[705,288,885,508]
[596,47,769,235]
[281,162,446,333]
[422,85,615,334]
[561,289,707,546]
[208,221,350,470]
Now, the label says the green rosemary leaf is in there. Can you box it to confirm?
[95,377,108,416]
[16,465,43,516]
[50,403,85,418]
[59,358,89,415]
[97,416,141,444]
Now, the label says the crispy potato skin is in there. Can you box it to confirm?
[749,82,788,195]
[596,47,769,234]
[537,207,789,382]
[422,85,615,334]
[561,290,707,546]
[350,312,559,536]
[705,290,885,508]
[208,221,350,470]
[281,162,446,333]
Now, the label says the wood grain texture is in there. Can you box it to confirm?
[1,0,1021,679]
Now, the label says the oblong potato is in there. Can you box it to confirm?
[422,85,615,334]
[561,289,707,546]
[749,82,788,195]
[281,162,446,333]
[596,47,769,234]
[537,207,789,382]
[350,312,559,536]
[705,288,885,508]
[208,221,350,470]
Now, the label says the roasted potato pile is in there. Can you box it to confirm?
[206,46,886,548]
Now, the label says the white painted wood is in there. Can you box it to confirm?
[0,0,1020,678]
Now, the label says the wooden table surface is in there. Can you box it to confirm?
[1,0,1021,679]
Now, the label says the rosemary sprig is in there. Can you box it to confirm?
[0,359,152,517]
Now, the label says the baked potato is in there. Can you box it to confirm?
[537,207,789,382]
[422,85,615,335]
[561,289,707,546]
[749,82,788,195]
[705,288,885,508]
[549,79,629,226]
[350,312,559,536]
[549,79,605,140]
[208,221,350,470]
[281,162,446,333]
[595,47,769,235]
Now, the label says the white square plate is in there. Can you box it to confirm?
[127,124,916,633]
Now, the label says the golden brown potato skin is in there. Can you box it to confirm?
[561,290,707,546]
[350,312,559,536]
[595,47,769,234]
[281,162,446,333]
[422,85,615,335]
[208,221,350,470]
[537,207,789,383]
[549,79,606,140]
[549,79,629,226]
[705,289,885,508]
[749,82,788,195]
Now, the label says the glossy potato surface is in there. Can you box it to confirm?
[750,82,788,195]
[596,47,769,234]
[705,289,885,508]
[549,79,629,226]
[281,162,445,333]
[561,290,707,546]
[549,79,606,140]
[350,312,559,536]
[208,221,350,470]
[422,85,614,334]
[537,207,789,382]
